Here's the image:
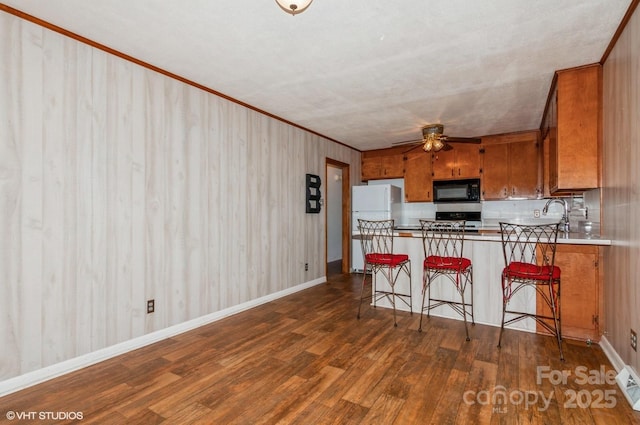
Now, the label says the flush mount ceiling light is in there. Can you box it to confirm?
[275,0,313,15]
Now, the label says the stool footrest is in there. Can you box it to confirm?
[422,298,473,320]
[503,310,561,337]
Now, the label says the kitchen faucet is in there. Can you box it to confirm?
[542,198,570,232]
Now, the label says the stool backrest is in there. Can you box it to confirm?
[419,220,466,259]
[357,219,395,256]
[499,222,560,268]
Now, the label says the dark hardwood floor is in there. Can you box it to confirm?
[1,272,638,424]
[327,259,343,278]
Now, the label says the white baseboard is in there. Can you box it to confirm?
[0,277,326,397]
[599,335,626,372]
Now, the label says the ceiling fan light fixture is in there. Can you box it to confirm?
[421,124,445,152]
[432,138,445,151]
[422,124,444,139]
[275,0,313,15]
[422,139,433,152]
[422,134,445,152]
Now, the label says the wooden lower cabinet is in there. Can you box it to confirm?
[536,244,602,342]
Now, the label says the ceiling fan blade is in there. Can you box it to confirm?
[391,138,423,146]
[401,143,427,154]
[443,136,481,144]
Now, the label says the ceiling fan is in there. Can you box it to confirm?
[393,124,481,152]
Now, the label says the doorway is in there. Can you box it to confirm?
[325,159,350,277]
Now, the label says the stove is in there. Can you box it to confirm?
[394,211,482,232]
[435,211,482,232]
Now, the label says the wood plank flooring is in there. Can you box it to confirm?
[1,272,639,424]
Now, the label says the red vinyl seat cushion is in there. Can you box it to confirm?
[504,261,561,281]
[365,253,409,267]
[424,255,471,271]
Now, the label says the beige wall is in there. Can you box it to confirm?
[0,11,360,381]
[602,5,640,371]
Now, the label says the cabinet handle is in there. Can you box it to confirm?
[451,169,454,177]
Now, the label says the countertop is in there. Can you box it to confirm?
[389,227,611,246]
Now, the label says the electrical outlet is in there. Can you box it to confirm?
[305,263,309,271]
[147,299,155,314]
[632,330,637,352]
[534,209,541,218]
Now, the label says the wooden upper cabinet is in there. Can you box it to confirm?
[403,149,433,202]
[480,142,510,199]
[510,138,540,198]
[379,154,404,178]
[481,131,540,200]
[544,64,601,193]
[454,144,481,179]
[361,146,405,181]
[542,132,553,198]
[431,144,481,180]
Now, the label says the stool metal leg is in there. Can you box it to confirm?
[357,264,368,320]
[460,279,470,342]
[497,272,508,349]
[418,273,430,332]
[548,281,564,361]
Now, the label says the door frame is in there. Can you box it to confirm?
[325,158,351,275]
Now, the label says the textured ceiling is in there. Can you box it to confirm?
[1,0,632,150]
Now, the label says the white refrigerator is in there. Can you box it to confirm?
[351,184,402,272]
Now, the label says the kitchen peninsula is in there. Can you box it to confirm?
[359,227,610,343]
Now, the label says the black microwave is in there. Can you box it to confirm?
[433,178,481,203]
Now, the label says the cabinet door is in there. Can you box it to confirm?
[542,133,552,198]
[379,154,404,179]
[548,88,559,192]
[508,139,539,198]
[431,145,480,180]
[455,144,481,179]
[361,156,381,181]
[481,143,509,199]
[553,65,600,192]
[431,149,456,180]
[536,245,600,342]
[361,147,405,181]
[404,151,432,202]
[481,134,539,200]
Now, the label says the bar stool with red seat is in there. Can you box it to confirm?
[498,221,563,360]
[419,219,474,341]
[357,219,412,327]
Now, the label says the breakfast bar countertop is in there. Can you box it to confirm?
[356,225,610,333]
[390,227,612,246]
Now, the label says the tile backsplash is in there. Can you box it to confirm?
[363,179,599,231]
[480,196,590,229]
